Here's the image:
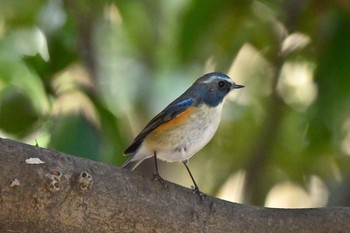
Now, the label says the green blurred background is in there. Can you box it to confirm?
[1,0,350,207]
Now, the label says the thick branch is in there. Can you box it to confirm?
[0,137,349,232]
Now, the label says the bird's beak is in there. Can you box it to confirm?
[231,83,244,90]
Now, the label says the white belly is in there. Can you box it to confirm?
[136,103,224,163]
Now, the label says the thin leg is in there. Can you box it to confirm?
[154,152,160,175]
[182,161,206,200]
[152,152,168,187]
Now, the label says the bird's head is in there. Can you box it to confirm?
[191,72,244,107]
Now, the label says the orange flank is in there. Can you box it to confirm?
[144,106,194,150]
[154,107,194,133]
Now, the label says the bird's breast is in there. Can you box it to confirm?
[144,103,224,159]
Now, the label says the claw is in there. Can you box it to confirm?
[192,186,206,201]
[152,173,169,188]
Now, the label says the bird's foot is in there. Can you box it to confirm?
[192,186,206,201]
[152,173,168,188]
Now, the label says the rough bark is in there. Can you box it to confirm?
[0,137,349,233]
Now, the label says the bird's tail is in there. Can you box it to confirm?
[122,156,142,171]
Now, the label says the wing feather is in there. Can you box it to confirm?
[124,98,195,155]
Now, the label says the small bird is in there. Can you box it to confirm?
[123,72,244,197]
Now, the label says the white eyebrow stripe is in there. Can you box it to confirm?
[201,75,233,84]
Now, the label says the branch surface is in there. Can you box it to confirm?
[0,138,349,233]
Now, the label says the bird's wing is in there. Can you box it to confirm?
[124,98,195,155]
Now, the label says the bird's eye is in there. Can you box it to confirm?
[218,81,225,88]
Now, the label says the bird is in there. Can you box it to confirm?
[122,72,244,197]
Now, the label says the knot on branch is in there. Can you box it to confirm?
[46,170,62,193]
[77,171,93,191]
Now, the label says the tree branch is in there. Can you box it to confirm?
[0,137,349,232]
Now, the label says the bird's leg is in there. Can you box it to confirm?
[152,152,168,188]
[182,160,206,200]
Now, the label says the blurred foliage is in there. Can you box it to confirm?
[1,0,350,207]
